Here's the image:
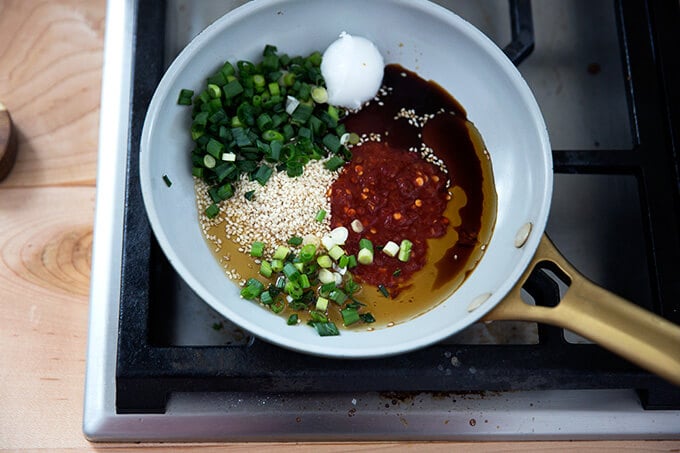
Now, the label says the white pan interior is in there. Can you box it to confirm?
[140,0,552,358]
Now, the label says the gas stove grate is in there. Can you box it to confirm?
[115,0,680,414]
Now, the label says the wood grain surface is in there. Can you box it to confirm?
[0,0,678,451]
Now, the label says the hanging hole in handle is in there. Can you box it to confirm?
[521,261,572,308]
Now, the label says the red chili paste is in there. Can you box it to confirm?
[330,141,449,294]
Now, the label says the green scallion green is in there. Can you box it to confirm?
[324,156,345,171]
[287,236,303,246]
[240,278,265,299]
[341,307,361,326]
[250,241,265,257]
[205,203,219,219]
[272,245,290,260]
[260,260,273,278]
[310,321,339,336]
[177,88,194,105]
[298,244,316,262]
[360,313,376,323]
[315,209,327,222]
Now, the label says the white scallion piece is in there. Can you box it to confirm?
[382,241,400,257]
[357,248,373,265]
[285,95,300,115]
[316,296,329,311]
[329,226,348,245]
[318,268,335,284]
[302,234,321,247]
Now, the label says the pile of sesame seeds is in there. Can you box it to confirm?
[196,159,338,261]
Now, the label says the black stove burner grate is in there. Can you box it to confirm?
[116,0,680,414]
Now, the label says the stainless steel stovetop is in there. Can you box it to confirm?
[83,0,680,441]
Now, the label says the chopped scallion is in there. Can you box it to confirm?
[253,165,273,185]
[322,134,341,153]
[270,259,284,272]
[284,280,303,299]
[360,313,376,323]
[309,321,339,336]
[298,244,317,262]
[223,79,244,98]
[328,245,345,261]
[205,203,219,219]
[357,248,373,265]
[203,154,216,168]
[240,278,265,299]
[315,209,327,222]
[311,86,328,104]
[287,236,303,246]
[341,307,360,326]
[177,89,194,105]
[271,298,285,313]
[329,289,347,305]
[299,274,311,289]
[318,268,335,284]
[283,262,301,281]
[272,245,290,260]
[324,156,345,171]
[359,238,374,252]
[317,255,332,268]
[382,241,400,257]
[398,239,413,262]
[207,83,221,99]
[260,260,273,278]
[260,290,273,305]
[250,241,265,257]
[309,310,328,323]
[319,282,337,295]
[315,296,329,311]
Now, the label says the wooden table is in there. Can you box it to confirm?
[0,1,678,450]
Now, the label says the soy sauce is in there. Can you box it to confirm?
[337,64,497,325]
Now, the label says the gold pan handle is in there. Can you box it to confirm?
[484,234,680,387]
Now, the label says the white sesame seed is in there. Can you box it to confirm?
[196,159,338,262]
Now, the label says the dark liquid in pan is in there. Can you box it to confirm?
[336,64,497,326]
